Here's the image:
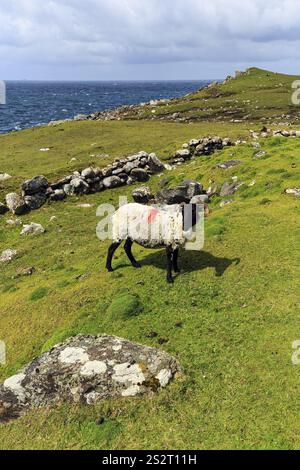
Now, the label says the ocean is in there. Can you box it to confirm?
[0,80,211,134]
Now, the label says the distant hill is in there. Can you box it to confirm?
[91,67,300,124]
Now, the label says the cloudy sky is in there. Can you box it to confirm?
[1,0,300,80]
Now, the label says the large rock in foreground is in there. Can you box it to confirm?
[0,335,180,422]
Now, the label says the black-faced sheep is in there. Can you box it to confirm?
[106,202,209,283]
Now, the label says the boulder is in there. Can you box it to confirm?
[130,168,150,182]
[69,177,90,195]
[123,161,140,174]
[49,189,67,201]
[90,180,105,193]
[15,267,35,277]
[175,149,191,160]
[181,180,203,199]
[102,167,113,178]
[21,223,45,236]
[132,187,153,204]
[147,153,165,173]
[0,173,12,182]
[0,334,180,422]
[220,182,243,197]
[189,139,200,147]
[21,176,48,196]
[63,184,73,196]
[6,219,22,227]
[24,192,47,211]
[137,151,149,159]
[5,193,28,215]
[0,249,18,264]
[157,180,203,205]
[0,203,8,215]
[74,114,88,121]
[222,138,232,147]
[81,167,96,179]
[50,176,72,190]
[285,188,300,197]
[103,176,123,189]
[217,160,242,170]
[117,173,129,183]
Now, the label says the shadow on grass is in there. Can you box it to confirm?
[141,250,240,277]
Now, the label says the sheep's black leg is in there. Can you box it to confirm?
[173,248,180,273]
[166,246,174,284]
[106,242,121,272]
[124,239,141,269]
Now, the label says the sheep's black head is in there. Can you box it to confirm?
[182,203,210,231]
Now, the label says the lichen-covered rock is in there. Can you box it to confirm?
[147,153,165,173]
[0,249,18,263]
[6,219,22,227]
[21,223,45,236]
[132,187,153,204]
[0,173,12,182]
[50,176,72,190]
[24,192,47,210]
[0,335,180,422]
[103,176,123,189]
[69,177,90,195]
[123,161,140,174]
[81,167,98,179]
[175,149,191,160]
[130,168,150,182]
[21,176,49,196]
[285,188,300,197]
[49,189,67,201]
[5,193,28,215]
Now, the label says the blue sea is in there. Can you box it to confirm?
[0,80,211,134]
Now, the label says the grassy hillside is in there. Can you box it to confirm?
[0,68,300,449]
[98,68,300,124]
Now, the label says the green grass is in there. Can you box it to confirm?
[0,120,250,200]
[0,68,300,449]
[0,116,300,449]
[112,68,300,124]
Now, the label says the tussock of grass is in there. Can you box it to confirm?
[107,293,144,320]
[29,287,49,301]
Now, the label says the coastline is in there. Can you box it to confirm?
[0,80,212,136]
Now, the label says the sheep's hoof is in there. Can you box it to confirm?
[167,277,174,284]
[107,267,114,273]
[133,262,142,269]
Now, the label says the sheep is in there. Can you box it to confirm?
[106,202,209,283]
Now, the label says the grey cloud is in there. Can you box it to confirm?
[1,0,300,78]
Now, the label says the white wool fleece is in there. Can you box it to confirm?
[112,203,186,249]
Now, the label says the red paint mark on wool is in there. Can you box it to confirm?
[148,208,160,224]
